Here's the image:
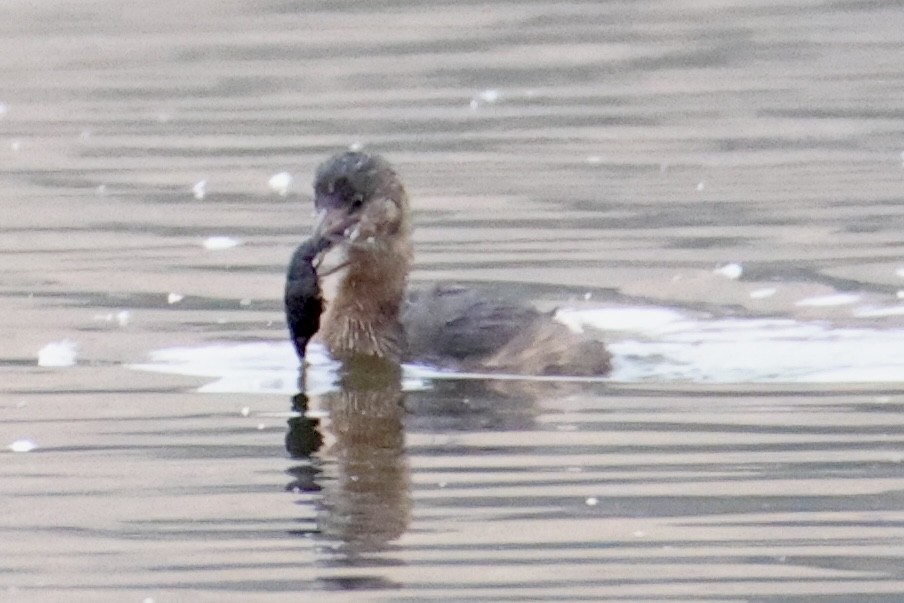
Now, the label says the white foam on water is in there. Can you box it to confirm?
[130,305,904,391]
[556,306,687,335]
[853,305,904,318]
[567,307,904,383]
[268,171,293,196]
[192,179,207,200]
[795,293,861,307]
[749,288,777,299]
[37,340,78,367]
[713,262,743,280]
[478,89,500,103]
[8,439,37,453]
[202,236,240,250]
[130,341,433,395]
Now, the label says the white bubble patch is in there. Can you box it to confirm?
[559,306,904,383]
[130,305,904,392]
[130,341,434,395]
[37,340,79,367]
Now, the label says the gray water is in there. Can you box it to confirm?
[2,0,904,601]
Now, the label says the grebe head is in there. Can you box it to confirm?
[312,151,409,249]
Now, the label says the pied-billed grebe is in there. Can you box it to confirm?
[285,151,611,376]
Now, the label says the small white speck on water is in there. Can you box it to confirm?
[192,180,207,200]
[268,171,293,197]
[750,288,776,299]
[349,141,364,152]
[143,597,156,603]
[585,497,599,506]
[583,292,593,301]
[714,262,743,280]
[350,475,359,482]
[10,140,21,152]
[239,298,252,307]
[8,439,37,453]
[167,292,184,304]
[256,423,266,431]
[240,407,251,417]
[696,180,705,191]
[896,267,904,279]
[556,424,578,431]
[875,396,891,404]
[565,467,583,473]
[853,304,904,318]
[37,340,78,367]
[470,90,501,110]
[437,481,447,488]
[0,102,8,115]
[479,89,501,103]
[95,184,107,196]
[795,293,860,307]
[585,155,603,165]
[15,400,27,408]
[633,530,646,538]
[203,236,240,250]
[115,310,131,327]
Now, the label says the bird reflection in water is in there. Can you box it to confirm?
[285,357,410,560]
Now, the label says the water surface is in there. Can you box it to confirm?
[2,0,904,601]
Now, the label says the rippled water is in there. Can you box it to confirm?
[2,0,904,601]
